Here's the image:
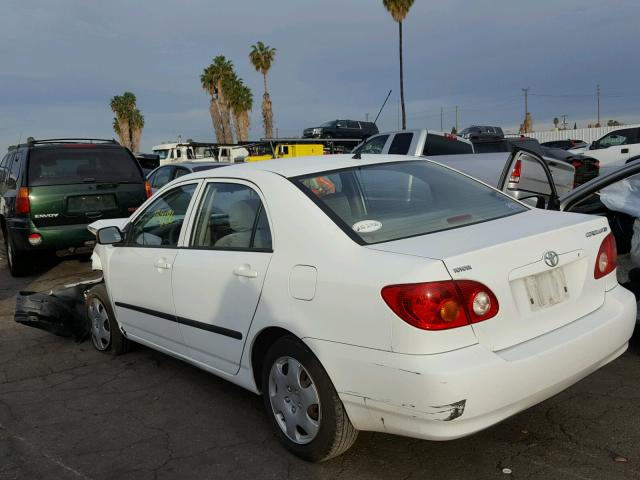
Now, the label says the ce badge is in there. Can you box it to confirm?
[543,251,559,268]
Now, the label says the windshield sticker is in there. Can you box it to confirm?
[352,220,382,233]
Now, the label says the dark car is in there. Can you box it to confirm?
[458,125,504,140]
[541,139,589,151]
[303,120,378,140]
[146,161,228,194]
[0,138,150,276]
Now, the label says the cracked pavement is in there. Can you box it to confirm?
[1,251,639,479]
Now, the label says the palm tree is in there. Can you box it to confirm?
[201,64,225,143]
[201,56,236,143]
[110,91,143,150]
[226,74,253,142]
[383,0,414,130]
[249,41,276,138]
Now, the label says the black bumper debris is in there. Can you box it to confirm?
[15,279,102,340]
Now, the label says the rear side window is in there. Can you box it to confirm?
[295,161,526,244]
[388,133,413,154]
[190,182,272,250]
[27,147,143,186]
[423,134,473,156]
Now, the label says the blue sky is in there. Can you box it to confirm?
[1,0,639,151]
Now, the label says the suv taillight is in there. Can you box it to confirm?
[145,181,152,198]
[381,280,499,331]
[509,159,522,183]
[594,233,617,279]
[16,187,30,214]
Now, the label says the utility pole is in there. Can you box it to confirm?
[440,107,443,131]
[455,106,459,132]
[522,87,530,133]
[597,84,601,126]
[560,114,568,130]
[365,113,369,122]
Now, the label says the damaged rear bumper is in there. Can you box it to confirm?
[305,285,636,441]
[15,279,103,339]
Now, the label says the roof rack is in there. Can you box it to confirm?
[24,138,120,146]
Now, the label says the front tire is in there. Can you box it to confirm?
[261,336,358,462]
[85,284,128,355]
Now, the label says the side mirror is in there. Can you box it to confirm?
[97,226,123,245]
[590,141,597,150]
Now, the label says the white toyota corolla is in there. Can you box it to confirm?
[88,154,636,462]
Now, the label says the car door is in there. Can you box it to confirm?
[171,180,273,374]
[589,128,638,166]
[107,182,199,354]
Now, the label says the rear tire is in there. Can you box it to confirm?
[261,335,358,462]
[5,230,31,277]
[85,284,129,355]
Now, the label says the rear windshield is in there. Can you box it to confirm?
[294,161,527,244]
[27,147,143,186]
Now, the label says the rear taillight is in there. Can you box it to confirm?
[144,181,152,198]
[594,233,617,279]
[570,160,583,169]
[16,187,30,214]
[509,159,522,183]
[381,280,499,331]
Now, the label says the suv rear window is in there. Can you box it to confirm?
[294,161,526,244]
[27,147,143,186]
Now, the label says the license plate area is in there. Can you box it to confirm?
[67,194,117,214]
[524,268,569,312]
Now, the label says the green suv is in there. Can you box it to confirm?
[0,139,151,276]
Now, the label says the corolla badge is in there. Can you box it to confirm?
[543,250,559,268]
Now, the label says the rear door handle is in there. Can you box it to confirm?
[233,265,258,278]
[622,148,629,154]
[153,259,172,270]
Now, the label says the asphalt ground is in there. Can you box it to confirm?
[1,247,640,479]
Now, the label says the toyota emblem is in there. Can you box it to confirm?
[543,251,559,268]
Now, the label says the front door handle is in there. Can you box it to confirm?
[153,259,172,270]
[233,264,258,278]
[622,148,629,154]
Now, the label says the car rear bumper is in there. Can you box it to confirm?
[305,285,636,441]
[8,221,95,253]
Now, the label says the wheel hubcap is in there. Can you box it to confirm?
[268,356,321,445]
[88,298,111,350]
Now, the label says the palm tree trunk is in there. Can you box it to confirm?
[131,128,142,153]
[243,110,251,142]
[218,92,234,143]
[233,112,242,143]
[262,73,273,139]
[262,95,273,139]
[209,99,224,143]
[399,21,406,130]
[119,117,131,150]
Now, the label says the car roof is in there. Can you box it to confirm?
[186,154,428,179]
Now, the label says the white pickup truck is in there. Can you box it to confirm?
[354,129,576,203]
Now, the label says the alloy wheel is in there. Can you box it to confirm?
[88,297,111,351]
[268,356,321,445]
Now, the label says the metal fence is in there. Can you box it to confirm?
[506,124,640,144]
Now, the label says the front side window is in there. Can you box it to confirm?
[155,149,170,160]
[598,129,637,148]
[346,121,360,129]
[129,184,197,247]
[190,183,272,250]
[294,161,526,244]
[357,135,389,154]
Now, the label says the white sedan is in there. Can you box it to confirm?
[88,154,636,462]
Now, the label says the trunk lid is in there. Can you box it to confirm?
[368,209,612,351]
